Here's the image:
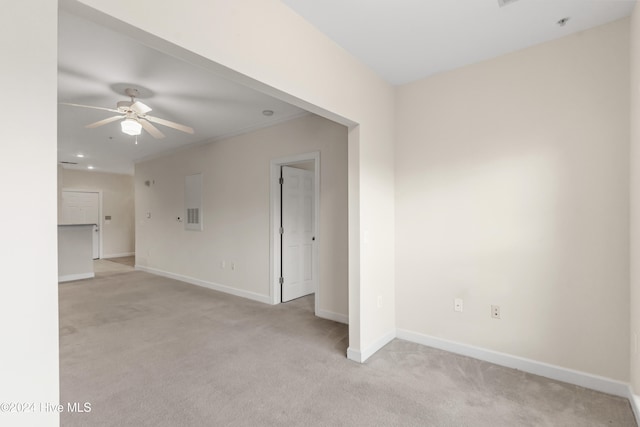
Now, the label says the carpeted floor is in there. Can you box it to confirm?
[93,258,135,277]
[59,270,636,426]
[102,255,136,268]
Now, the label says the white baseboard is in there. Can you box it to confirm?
[346,347,361,362]
[627,391,640,425]
[58,272,95,283]
[135,265,271,305]
[397,328,630,398]
[347,330,396,363]
[102,252,135,259]
[316,309,348,324]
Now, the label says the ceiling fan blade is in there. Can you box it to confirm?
[139,118,165,139]
[131,101,152,115]
[145,115,194,134]
[85,115,123,129]
[60,102,120,114]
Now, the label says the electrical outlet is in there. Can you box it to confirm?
[220,261,226,269]
[231,262,235,271]
[491,305,501,319]
[454,298,463,312]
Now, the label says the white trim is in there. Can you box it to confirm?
[316,309,348,324]
[102,252,135,259]
[347,330,396,363]
[269,152,321,316]
[396,328,631,398]
[627,391,640,425]
[346,347,362,363]
[135,265,271,305]
[58,272,95,283]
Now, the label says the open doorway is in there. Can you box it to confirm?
[59,3,350,325]
[271,152,320,315]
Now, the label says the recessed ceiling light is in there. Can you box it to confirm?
[87,165,94,170]
[262,110,274,116]
[76,154,84,158]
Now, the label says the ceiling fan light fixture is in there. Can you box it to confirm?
[121,118,142,136]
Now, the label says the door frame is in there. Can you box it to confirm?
[61,188,103,259]
[270,151,320,314]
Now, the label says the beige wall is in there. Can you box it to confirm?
[59,169,135,257]
[631,3,640,394]
[1,1,59,425]
[395,19,630,381]
[8,0,638,422]
[71,0,396,358]
[135,114,349,317]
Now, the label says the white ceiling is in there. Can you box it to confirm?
[282,0,636,85]
[60,1,636,175]
[58,10,307,175]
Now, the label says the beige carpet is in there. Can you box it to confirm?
[102,255,135,268]
[59,271,636,426]
[93,259,135,277]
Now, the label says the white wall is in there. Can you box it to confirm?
[5,2,636,425]
[1,1,59,426]
[58,165,64,220]
[59,169,135,258]
[396,19,630,381]
[630,3,640,393]
[58,225,94,280]
[135,114,349,317]
[70,0,396,359]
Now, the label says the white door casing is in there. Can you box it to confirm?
[61,190,101,259]
[269,152,320,312]
[91,224,99,259]
[281,166,315,302]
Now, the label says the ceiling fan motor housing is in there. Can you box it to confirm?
[117,100,133,112]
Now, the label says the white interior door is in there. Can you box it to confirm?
[62,191,100,259]
[281,166,315,302]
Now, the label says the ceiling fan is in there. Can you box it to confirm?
[61,88,194,139]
